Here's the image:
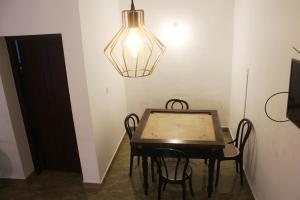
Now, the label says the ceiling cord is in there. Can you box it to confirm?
[264,92,290,123]
[131,0,135,10]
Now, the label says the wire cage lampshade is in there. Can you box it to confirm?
[104,0,166,78]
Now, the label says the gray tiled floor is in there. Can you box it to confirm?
[0,131,255,200]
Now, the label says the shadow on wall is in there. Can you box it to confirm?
[0,149,12,180]
[244,127,258,184]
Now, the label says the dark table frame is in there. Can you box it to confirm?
[131,109,225,198]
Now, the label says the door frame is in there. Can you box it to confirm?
[5,34,81,174]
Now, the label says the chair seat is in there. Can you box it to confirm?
[223,144,240,158]
[161,161,192,181]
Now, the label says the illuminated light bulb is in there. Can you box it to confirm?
[125,28,141,58]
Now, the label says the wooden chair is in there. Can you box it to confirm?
[154,148,194,200]
[124,113,155,179]
[215,118,253,186]
[165,99,189,110]
[124,113,140,176]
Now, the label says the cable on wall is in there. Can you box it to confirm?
[243,68,250,118]
[264,92,290,123]
[264,48,299,123]
[293,47,300,54]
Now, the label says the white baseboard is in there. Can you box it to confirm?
[100,131,126,184]
[244,168,259,200]
[223,126,258,200]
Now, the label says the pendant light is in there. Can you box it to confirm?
[104,0,166,78]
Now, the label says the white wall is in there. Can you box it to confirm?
[230,0,300,199]
[119,0,234,126]
[0,0,101,183]
[0,37,33,179]
[78,0,127,182]
[0,72,23,179]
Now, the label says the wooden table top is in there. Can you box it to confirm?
[131,109,225,149]
[142,112,216,141]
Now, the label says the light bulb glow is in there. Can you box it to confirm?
[125,28,141,58]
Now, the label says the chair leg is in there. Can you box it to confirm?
[129,153,134,176]
[151,157,155,182]
[182,181,186,200]
[163,182,167,191]
[239,158,244,185]
[188,177,194,196]
[235,160,239,173]
[158,178,162,200]
[137,156,140,166]
[215,159,221,187]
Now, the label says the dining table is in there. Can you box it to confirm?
[131,108,225,198]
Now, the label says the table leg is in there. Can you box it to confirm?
[142,156,149,195]
[207,158,216,198]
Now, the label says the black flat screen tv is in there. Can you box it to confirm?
[287,59,300,128]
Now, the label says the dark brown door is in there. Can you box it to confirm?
[6,35,81,173]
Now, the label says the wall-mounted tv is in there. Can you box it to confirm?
[287,59,300,128]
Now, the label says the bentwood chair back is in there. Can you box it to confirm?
[124,113,139,140]
[165,99,189,110]
[215,118,253,186]
[124,113,140,176]
[124,113,155,180]
[154,148,194,200]
[233,118,253,156]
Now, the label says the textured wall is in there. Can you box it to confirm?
[230,0,300,199]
